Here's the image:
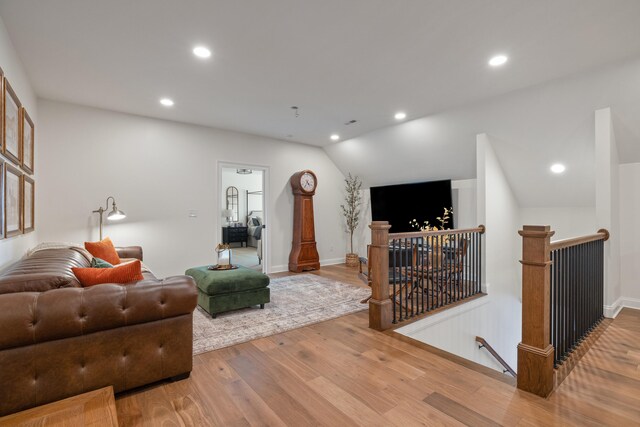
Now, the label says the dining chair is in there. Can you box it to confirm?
[359,243,419,307]
[418,237,469,305]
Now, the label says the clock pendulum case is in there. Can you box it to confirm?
[288,170,321,272]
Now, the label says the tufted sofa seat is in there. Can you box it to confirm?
[0,246,198,416]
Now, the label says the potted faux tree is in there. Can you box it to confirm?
[341,173,362,267]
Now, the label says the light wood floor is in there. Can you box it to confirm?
[115,265,640,426]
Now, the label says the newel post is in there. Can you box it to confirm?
[517,225,555,397]
[369,221,392,331]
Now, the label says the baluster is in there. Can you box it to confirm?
[467,232,471,297]
[556,249,567,364]
[404,238,409,320]
[478,230,482,294]
[446,234,451,305]
[583,243,587,335]
[409,237,418,317]
[464,233,469,299]
[569,246,574,352]
[443,234,448,306]
[591,241,595,328]
[419,236,425,314]
[550,250,556,366]
[576,245,580,343]
[474,231,479,295]
[476,231,480,294]
[563,247,568,362]
[430,235,435,310]
[393,238,398,323]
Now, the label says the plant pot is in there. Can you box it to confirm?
[345,253,359,267]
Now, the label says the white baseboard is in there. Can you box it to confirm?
[269,257,346,274]
[620,297,640,311]
[269,265,288,274]
[604,297,623,318]
[602,296,640,318]
[320,257,347,266]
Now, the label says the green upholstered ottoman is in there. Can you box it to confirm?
[185,265,270,318]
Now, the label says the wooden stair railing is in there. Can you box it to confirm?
[517,225,608,398]
[367,221,485,330]
[476,336,516,377]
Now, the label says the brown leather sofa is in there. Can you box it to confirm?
[0,246,198,416]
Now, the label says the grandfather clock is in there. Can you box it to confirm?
[289,170,320,272]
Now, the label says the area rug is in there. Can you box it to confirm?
[192,274,371,355]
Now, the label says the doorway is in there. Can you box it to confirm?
[218,163,268,272]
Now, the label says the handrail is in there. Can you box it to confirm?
[367,221,485,331]
[550,228,609,251]
[476,336,516,377]
[517,225,607,397]
[389,225,485,240]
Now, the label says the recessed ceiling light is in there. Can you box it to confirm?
[488,55,508,67]
[193,46,211,58]
[160,98,174,107]
[330,134,340,141]
[394,112,407,120]
[550,163,566,174]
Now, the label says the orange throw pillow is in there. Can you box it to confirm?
[84,237,121,265]
[73,260,144,287]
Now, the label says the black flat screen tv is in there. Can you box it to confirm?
[370,180,453,233]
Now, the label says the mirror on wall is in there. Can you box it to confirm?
[226,186,239,222]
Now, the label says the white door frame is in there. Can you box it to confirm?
[217,161,270,273]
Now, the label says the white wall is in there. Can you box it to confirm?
[398,134,522,372]
[477,134,522,300]
[0,15,38,270]
[37,100,347,277]
[452,179,477,229]
[220,168,263,225]
[520,207,597,241]
[595,108,622,313]
[619,162,640,307]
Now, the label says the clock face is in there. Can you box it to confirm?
[300,172,316,192]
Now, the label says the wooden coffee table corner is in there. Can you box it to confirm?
[0,386,118,426]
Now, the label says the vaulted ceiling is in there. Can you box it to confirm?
[2,0,640,147]
[326,58,640,207]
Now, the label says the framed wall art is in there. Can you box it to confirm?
[22,175,34,233]
[0,67,3,154]
[4,163,23,237]
[21,108,34,174]
[0,157,4,240]
[3,78,22,166]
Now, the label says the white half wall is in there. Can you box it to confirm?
[36,100,347,277]
[0,14,38,270]
[595,107,622,311]
[398,134,522,372]
[619,162,640,308]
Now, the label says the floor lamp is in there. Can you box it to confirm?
[93,196,126,240]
